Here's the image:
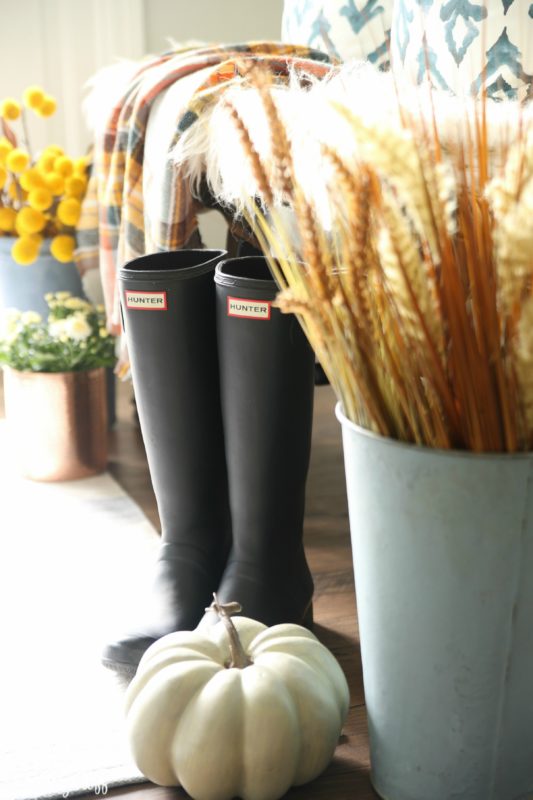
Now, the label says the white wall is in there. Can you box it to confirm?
[143,0,284,52]
[0,0,145,157]
[0,0,284,157]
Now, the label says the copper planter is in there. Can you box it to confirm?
[3,366,108,481]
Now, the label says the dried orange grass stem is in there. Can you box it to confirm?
[226,69,533,453]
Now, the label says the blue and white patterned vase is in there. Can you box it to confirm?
[391,0,533,100]
[282,0,394,69]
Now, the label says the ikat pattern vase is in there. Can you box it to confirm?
[391,0,533,100]
[282,0,394,69]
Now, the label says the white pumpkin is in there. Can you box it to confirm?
[125,599,350,800]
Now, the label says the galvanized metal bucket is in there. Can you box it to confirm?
[336,403,533,800]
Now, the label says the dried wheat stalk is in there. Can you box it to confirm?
[226,70,533,453]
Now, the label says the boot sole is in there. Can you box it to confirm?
[101,657,138,680]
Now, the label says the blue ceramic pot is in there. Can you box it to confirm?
[0,236,85,318]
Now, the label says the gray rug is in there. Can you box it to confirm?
[0,423,159,800]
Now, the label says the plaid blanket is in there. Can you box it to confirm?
[76,42,333,334]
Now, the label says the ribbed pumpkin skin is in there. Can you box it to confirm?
[125,616,350,800]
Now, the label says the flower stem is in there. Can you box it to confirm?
[20,108,33,160]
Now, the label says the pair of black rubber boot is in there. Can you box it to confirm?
[102,250,315,672]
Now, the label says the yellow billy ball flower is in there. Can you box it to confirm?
[0,207,16,232]
[0,98,21,120]
[46,144,63,156]
[44,172,64,195]
[36,95,57,117]
[50,234,75,263]
[19,168,46,191]
[22,85,45,110]
[73,155,89,174]
[28,187,53,211]
[57,197,81,226]
[6,148,30,173]
[11,236,41,266]
[64,174,87,197]
[54,156,73,177]
[38,153,56,173]
[0,165,6,189]
[0,136,13,165]
[99,327,110,338]
[15,206,46,235]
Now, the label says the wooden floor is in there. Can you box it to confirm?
[0,373,377,800]
[104,378,378,800]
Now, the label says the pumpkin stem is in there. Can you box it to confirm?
[208,594,253,669]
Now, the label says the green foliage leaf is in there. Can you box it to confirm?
[0,293,116,373]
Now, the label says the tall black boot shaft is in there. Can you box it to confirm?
[103,249,230,670]
[120,250,229,547]
[212,256,315,625]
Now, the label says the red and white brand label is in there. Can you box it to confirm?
[125,290,167,310]
[227,296,271,320]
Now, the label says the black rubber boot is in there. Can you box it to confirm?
[204,255,315,627]
[102,249,230,671]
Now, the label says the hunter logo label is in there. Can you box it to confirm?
[125,290,167,310]
[227,297,271,320]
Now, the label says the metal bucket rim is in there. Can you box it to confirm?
[335,402,533,462]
